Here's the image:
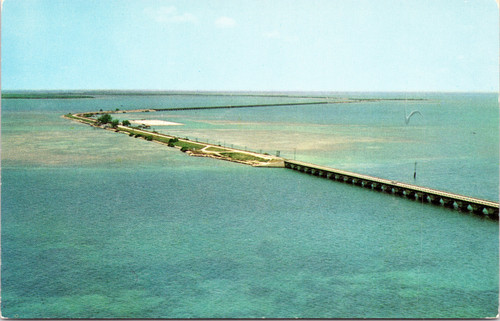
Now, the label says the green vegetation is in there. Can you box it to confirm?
[174,140,204,150]
[220,152,268,162]
[64,111,276,166]
[145,135,203,150]
[97,114,113,124]
[66,111,209,156]
[151,136,171,144]
[116,126,137,134]
[205,146,229,152]
[95,114,121,128]
[167,137,178,147]
[65,114,96,124]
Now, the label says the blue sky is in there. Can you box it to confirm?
[2,0,498,91]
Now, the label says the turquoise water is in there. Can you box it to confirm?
[117,93,499,201]
[1,93,498,318]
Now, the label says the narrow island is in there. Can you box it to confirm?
[3,92,95,99]
[63,110,285,167]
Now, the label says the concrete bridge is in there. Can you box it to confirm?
[284,160,499,220]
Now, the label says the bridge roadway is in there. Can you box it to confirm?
[284,160,499,219]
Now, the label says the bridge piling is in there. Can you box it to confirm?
[284,159,498,220]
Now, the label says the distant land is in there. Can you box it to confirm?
[1,90,428,101]
[2,93,95,99]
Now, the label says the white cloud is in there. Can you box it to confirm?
[144,6,197,24]
[215,16,236,28]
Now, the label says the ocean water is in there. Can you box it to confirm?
[116,92,499,201]
[1,92,498,318]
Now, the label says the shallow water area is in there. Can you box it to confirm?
[114,93,499,200]
[1,92,498,318]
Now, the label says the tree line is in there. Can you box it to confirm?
[97,114,130,128]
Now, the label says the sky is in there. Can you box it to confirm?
[1,0,498,92]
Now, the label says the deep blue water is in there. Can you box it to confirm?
[1,92,498,318]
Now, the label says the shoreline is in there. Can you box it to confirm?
[63,113,285,167]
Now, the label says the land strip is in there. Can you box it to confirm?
[63,112,284,167]
[78,98,429,115]
[152,99,426,111]
[153,101,329,111]
[3,93,94,99]
[61,96,430,167]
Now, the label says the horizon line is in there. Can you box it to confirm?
[2,89,499,94]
